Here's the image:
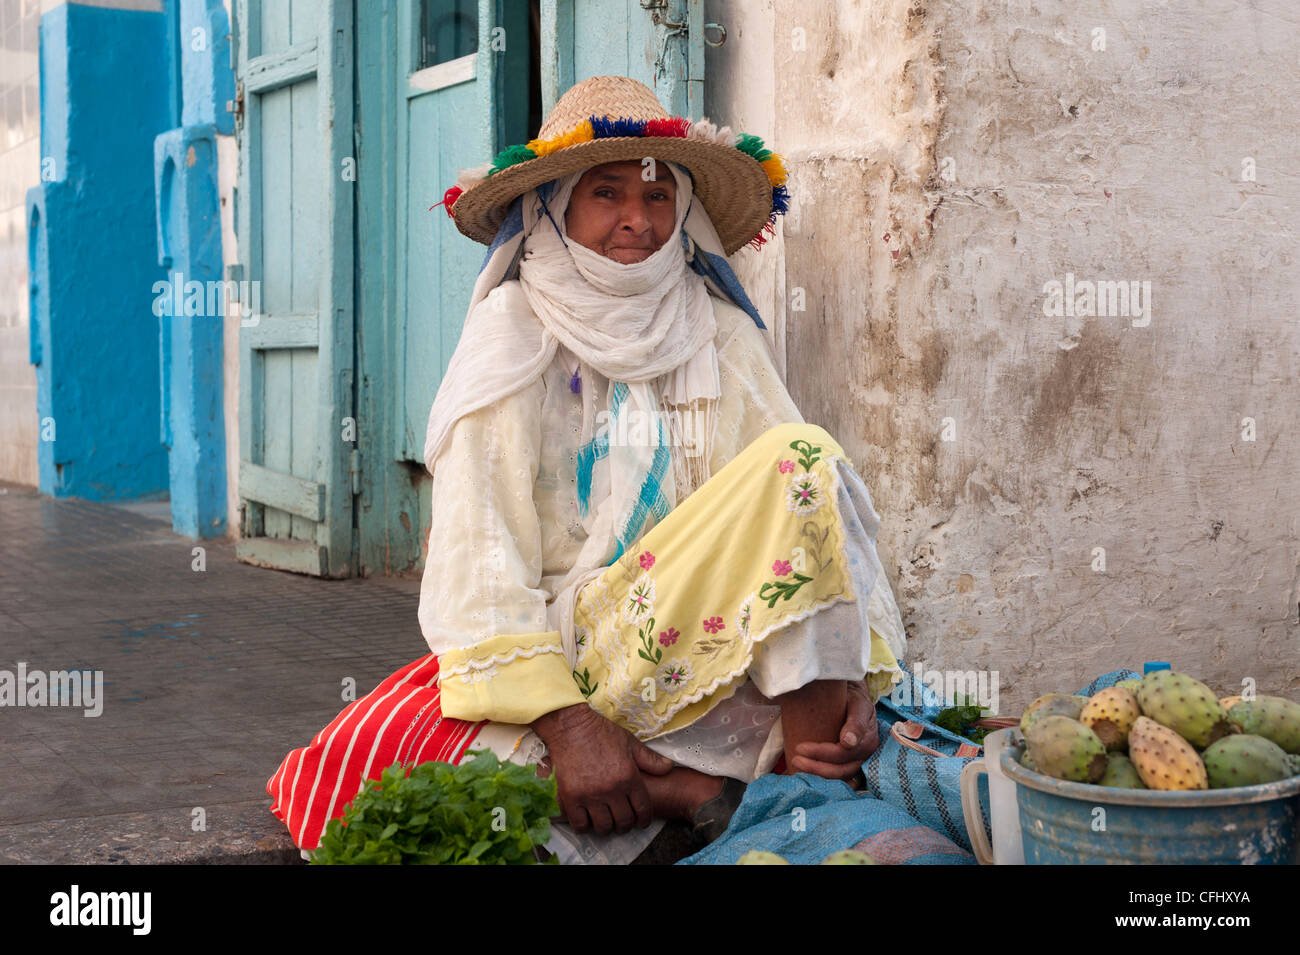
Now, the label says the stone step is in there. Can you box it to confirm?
[0,800,305,865]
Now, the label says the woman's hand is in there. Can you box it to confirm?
[787,679,880,788]
[532,703,675,836]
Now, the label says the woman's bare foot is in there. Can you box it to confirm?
[642,767,725,822]
[536,756,724,824]
[776,679,849,770]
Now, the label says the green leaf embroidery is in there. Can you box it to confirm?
[758,572,814,609]
[788,438,822,472]
[636,616,662,665]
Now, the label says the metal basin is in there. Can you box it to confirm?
[1001,745,1300,865]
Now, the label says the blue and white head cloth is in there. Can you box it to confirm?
[423,162,773,575]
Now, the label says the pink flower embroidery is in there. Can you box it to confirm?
[659,627,680,647]
[702,616,726,634]
[772,559,792,576]
[778,460,795,474]
[639,550,656,570]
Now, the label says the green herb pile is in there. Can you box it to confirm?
[312,750,560,865]
[934,693,992,745]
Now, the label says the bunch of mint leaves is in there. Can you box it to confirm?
[312,749,560,865]
[934,693,992,745]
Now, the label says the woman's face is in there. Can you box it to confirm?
[564,160,677,265]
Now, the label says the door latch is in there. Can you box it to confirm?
[639,0,725,44]
[227,83,244,125]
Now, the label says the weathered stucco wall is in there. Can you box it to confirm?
[0,0,44,487]
[710,0,1299,710]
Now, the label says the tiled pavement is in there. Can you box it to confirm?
[0,481,430,863]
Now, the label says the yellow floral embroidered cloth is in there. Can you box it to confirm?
[568,422,902,740]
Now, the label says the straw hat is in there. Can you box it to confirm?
[435,75,791,256]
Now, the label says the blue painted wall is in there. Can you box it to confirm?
[180,0,235,135]
[26,3,171,501]
[153,127,227,538]
[151,0,235,538]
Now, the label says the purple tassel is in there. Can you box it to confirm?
[569,368,581,394]
[771,183,791,215]
[590,115,648,138]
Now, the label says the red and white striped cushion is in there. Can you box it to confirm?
[266,654,485,850]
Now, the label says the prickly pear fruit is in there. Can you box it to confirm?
[820,850,878,864]
[736,851,790,865]
[1219,695,1243,711]
[1080,687,1141,751]
[1286,754,1300,777]
[1202,735,1290,789]
[1136,671,1231,748]
[1020,747,1039,772]
[1025,716,1107,783]
[1114,678,1142,692]
[1020,694,1088,733]
[1227,697,1300,754]
[1098,752,1147,789]
[1128,716,1208,790]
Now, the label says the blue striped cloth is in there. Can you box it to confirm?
[678,773,976,865]
[574,381,674,565]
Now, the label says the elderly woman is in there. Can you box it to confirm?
[269,76,907,864]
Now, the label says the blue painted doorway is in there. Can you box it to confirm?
[353,0,537,577]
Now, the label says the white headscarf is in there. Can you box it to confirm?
[521,161,720,497]
[424,159,721,552]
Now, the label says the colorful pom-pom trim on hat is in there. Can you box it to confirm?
[431,114,792,251]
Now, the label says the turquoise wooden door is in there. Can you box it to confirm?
[393,0,532,465]
[544,0,704,117]
[232,0,356,577]
[353,0,533,576]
